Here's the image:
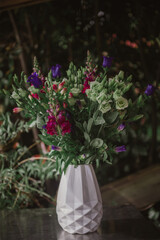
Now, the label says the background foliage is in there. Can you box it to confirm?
[0,0,160,215]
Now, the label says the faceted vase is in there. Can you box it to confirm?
[56,164,103,234]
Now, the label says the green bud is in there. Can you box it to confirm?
[77,70,81,78]
[137,95,143,105]
[90,138,104,148]
[118,71,124,80]
[67,69,71,77]
[99,100,111,113]
[71,75,75,82]
[68,98,76,106]
[70,88,81,97]
[18,88,27,97]
[127,75,132,82]
[123,83,133,93]
[113,89,122,100]
[73,65,77,72]
[108,78,115,88]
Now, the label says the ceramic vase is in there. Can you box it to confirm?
[56,164,103,234]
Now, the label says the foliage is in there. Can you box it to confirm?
[11,53,146,174]
[0,113,56,209]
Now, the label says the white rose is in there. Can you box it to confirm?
[116,97,128,110]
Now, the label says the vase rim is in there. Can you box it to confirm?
[68,164,92,166]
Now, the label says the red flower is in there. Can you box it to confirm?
[31,93,39,99]
[53,84,58,91]
[69,92,73,98]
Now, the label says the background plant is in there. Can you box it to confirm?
[0,113,56,209]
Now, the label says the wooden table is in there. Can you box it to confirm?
[0,204,160,240]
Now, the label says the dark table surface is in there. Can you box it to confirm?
[0,204,160,240]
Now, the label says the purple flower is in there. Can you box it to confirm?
[51,64,61,78]
[145,84,155,96]
[52,145,61,151]
[42,125,47,129]
[115,145,126,153]
[102,56,113,68]
[117,123,125,131]
[27,72,42,88]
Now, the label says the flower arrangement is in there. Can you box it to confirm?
[11,52,146,174]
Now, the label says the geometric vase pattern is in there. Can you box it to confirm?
[56,165,103,234]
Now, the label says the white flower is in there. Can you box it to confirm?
[70,88,81,97]
[116,97,128,110]
[99,100,111,113]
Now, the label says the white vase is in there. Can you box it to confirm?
[56,164,103,234]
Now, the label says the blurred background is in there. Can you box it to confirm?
[0,0,160,229]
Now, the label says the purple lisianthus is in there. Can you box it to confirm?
[115,145,126,153]
[42,125,47,129]
[117,123,125,131]
[52,145,61,151]
[144,84,155,96]
[51,64,61,78]
[102,56,113,68]
[27,72,42,88]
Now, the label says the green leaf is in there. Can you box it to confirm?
[127,114,143,122]
[93,110,99,120]
[96,159,100,168]
[103,151,108,161]
[83,121,87,131]
[94,116,105,125]
[87,118,93,133]
[37,115,44,129]
[106,111,119,123]
[75,121,83,131]
[84,132,90,143]
[39,134,52,145]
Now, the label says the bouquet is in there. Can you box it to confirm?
[11,52,146,174]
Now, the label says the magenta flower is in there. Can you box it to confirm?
[51,64,61,78]
[61,120,71,135]
[117,123,125,131]
[13,107,23,113]
[46,116,57,135]
[82,80,90,94]
[145,84,155,96]
[102,56,113,68]
[27,72,42,88]
[115,145,126,152]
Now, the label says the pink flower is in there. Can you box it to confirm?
[130,42,138,49]
[125,40,131,47]
[58,81,65,90]
[13,107,23,113]
[61,87,67,94]
[63,102,67,108]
